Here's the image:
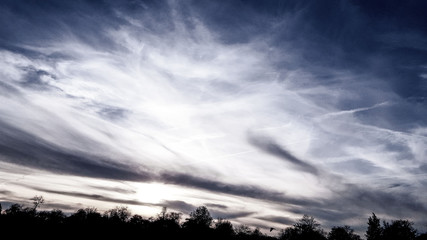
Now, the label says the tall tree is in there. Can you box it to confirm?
[185,206,213,228]
[328,226,361,240]
[104,206,131,223]
[366,213,383,240]
[30,195,44,210]
[279,215,326,240]
[383,219,416,240]
[214,218,235,238]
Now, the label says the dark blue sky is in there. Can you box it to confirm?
[1,0,426,234]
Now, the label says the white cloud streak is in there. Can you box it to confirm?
[1,1,427,233]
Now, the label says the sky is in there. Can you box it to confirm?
[1,0,427,235]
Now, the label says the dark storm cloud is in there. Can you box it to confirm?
[248,134,319,175]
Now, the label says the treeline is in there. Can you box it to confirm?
[0,196,426,240]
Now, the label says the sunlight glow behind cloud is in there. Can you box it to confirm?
[1,0,427,234]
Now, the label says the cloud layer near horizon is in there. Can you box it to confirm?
[1,0,427,233]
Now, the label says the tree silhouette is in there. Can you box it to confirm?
[279,215,326,240]
[183,206,214,239]
[366,213,383,240]
[1,198,427,240]
[184,206,213,228]
[5,203,23,216]
[37,209,65,224]
[236,224,253,239]
[30,195,44,210]
[417,233,427,240]
[104,206,131,223]
[328,226,361,240]
[155,207,181,228]
[68,207,103,225]
[129,214,146,225]
[383,219,416,240]
[215,218,235,239]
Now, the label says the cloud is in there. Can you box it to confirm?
[1,0,427,233]
[31,187,154,207]
[29,186,253,219]
[88,185,137,195]
[257,215,294,225]
[329,159,384,175]
[210,210,254,220]
[0,118,320,207]
[0,190,13,196]
[205,203,228,209]
[248,134,319,175]
[162,200,196,214]
[96,105,129,121]
[159,172,316,207]
[30,187,194,213]
[0,120,154,182]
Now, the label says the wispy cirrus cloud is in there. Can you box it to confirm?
[1,0,427,234]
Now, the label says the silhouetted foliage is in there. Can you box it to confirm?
[68,207,103,224]
[185,205,213,228]
[417,233,427,240]
[215,218,235,239]
[30,195,44,210]
[366,213,383,240]
[129,214,146,225]
[1,198,426,240]
[182,206,214,239]
[149,207,182,239]
[279,215,326,240]
[104,206,131,223]
[5,203,23,216]
[37,209,65,224]
[328,226,361,240]
[383,219,416,240]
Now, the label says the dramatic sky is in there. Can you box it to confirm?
[1,0,427,234]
